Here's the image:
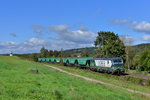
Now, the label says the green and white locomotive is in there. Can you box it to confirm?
[89,57,125,74]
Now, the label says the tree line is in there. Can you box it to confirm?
[40,47,61,58]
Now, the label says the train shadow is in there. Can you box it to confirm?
[121,73,129,75]
[111,72,129,76]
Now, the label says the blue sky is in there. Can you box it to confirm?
[0,0,150,54]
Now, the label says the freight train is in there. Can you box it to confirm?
[38,57,125,75]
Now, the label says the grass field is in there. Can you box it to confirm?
[45,63,150,93]
[0,56,149,100]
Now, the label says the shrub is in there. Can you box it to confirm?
[146,79,150,86]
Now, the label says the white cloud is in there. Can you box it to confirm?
[20,38,51,52]
[10,32,17,37]
[0,41,18,53]
[0,25,97,54]
[0,38,51,54]
[119,36,135,45]
[25,37,47,45]
[0,41,18,49]
[141,35,150,41]
[49,25,96,43]
[50,24,72,33]
[52,40,93,50]
[0,37,94,54]
[110,19,129,25]
[132,21,150,34]
[110,19,150,34]
[31,24,45,34]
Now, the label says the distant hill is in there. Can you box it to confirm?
[63,47,98,55]
[0,54,9,56]
[63,43,150,55]
[132,43,150,53]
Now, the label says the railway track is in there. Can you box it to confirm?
[128,73,150,79]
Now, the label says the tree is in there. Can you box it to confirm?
[32,53,38,62]
[40,46,48,57]
[94,31,126,60]
[82,49,89,57]
[140,49,150,71]
[132,53,140,70]
[132,48,150,72]
[48,50,54,57]
[53,50,60,57]
[120,36,135,70]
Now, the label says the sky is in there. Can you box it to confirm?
[0,0,150,54]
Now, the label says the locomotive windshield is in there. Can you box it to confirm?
[113,59,122,63]
[112,58,123,66]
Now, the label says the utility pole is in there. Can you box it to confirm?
[100,33,104,57]
[61,48,63,64]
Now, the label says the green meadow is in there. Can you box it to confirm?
[47,63,150,94]
[0,56,149,100]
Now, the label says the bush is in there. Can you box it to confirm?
[132,49,150,72]
[146,79,150,86]
[139,49,150,71]
[32,53,38,62]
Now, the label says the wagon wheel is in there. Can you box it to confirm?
[74,60,78,67]
[66,61,69,66]
[63,63,67,66]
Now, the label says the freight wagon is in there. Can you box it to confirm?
[38,57,125,75]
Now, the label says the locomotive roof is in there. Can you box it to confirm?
[93,57,122,60]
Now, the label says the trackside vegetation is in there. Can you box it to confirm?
[0,56,149,100]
